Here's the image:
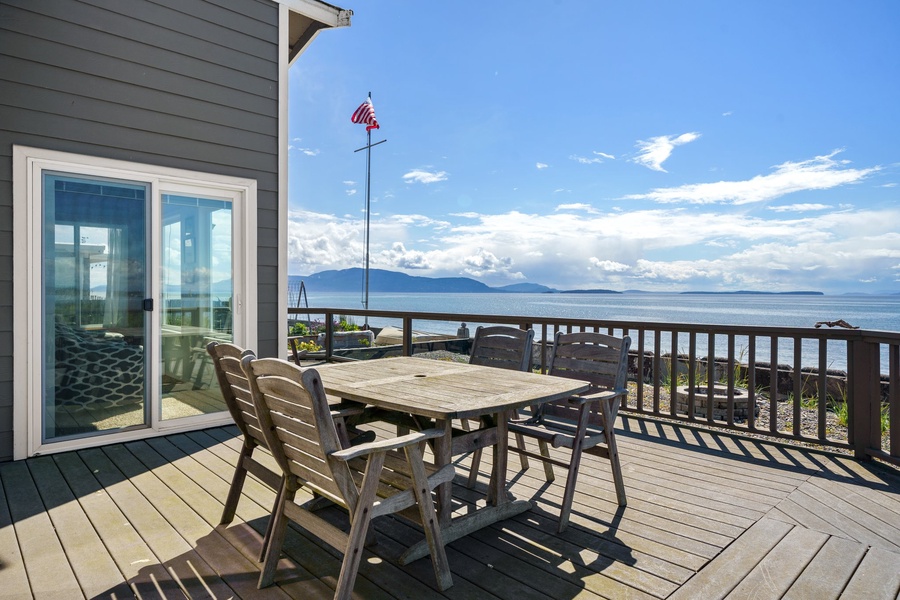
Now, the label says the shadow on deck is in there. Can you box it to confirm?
[2,415,899,599]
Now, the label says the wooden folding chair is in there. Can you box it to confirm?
[206,341,280,535]
[242,356,454,596]
[507,331,631,532]
[465,325,534,488]
[207,341,367,561]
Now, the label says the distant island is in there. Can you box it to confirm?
[680,290,824,296]
[291,268,824,295]
[552,289,622,294]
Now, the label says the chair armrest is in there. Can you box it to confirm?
[330,428,445,462]
[568,387,628,406]
[329,400,367,418]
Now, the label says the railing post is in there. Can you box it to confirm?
[849,338,880,460]
[323,311,334,361]
[402,316,413,356]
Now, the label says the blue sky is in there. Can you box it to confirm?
[287,1,900,294]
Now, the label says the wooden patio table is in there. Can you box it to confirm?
[315,355,589,564]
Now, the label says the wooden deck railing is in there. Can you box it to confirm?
[289,306,900,467]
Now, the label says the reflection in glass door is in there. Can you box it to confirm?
[42,174,149,441]
[160,193,232,420]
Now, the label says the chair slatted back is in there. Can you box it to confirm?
[543,331,631,425]
[242,357,359,509]
[207,342,264,447]
[469,326,535,372]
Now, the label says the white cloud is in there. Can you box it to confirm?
[389,214,450,229]
[769,203,832,212]
[632,132,701,172]
[288,141,319,156]
[626,150,879,205]
[461,248,520,278]
[403,169,448,184]
[555,203,599,213]
[570,151,615,165]
[383,242,432,269]
[288,198,900,293]
[536,162,549,169]
[589,259,630,272]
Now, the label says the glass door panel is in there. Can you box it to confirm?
[42,174,149,441]
[160,193,232,420]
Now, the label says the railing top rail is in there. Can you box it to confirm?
[293,306,900,342]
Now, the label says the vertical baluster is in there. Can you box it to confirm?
[748,335,757,432]
[653,330,662,414]
[727,334,735,426]
[818,340,829,441]
[793,337,803,438]
[706,332,715,422]
[670,331,679,418]
[688,332,697,421]
[636,328,645,412]
[770,337,779,434]
[889,343,898,458]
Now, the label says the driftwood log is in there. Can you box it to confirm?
[814,319,859,329]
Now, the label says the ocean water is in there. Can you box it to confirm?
[296,292,900,372]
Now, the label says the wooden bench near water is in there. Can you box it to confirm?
[2,415,899,599]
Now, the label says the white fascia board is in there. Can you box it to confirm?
[276,0,352,27]
[278,4,290,360]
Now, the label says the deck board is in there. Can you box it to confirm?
[28,456,133,599]
[1,460,85,599]
[781,536,866,600]
[2,415,899,599]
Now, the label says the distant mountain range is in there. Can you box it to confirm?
[293,268,826,295]
[294,268,556,293]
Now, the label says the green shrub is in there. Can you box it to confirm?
[289,322,310,336]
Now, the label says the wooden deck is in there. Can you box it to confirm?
[2,416,899,599]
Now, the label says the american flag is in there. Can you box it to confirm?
[351,97,380,131]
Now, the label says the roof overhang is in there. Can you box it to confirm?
[276,0,352,64]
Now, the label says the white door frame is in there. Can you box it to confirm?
[12,145,257,459]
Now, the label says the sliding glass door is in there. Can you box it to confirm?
[42,173,150,440]
[19,147,255,457]
[42,182,239,439]
[160,192,233,420]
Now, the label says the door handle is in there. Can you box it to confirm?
[142,298,154,312]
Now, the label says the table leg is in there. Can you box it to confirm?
[487,412,509,506]
[433,418,453,528]
[399,412,532,566]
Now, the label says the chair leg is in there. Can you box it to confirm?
[220,443,252,525]
[537,440,555,482]
[465,415,490,488]
[513,431,530,471]
[600,398,627,506]
[405,443,453,591]
[466,447,483,488]
[604,433,626,506]
[558,407,592,533]
[335,452,386,600]
[258,481,285,562]
[558,441,585,533]
[257,485,294,589]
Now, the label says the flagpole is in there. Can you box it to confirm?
[351,93,386,324]
[364,126,372,312]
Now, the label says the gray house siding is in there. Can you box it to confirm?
[0,0,285,461]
